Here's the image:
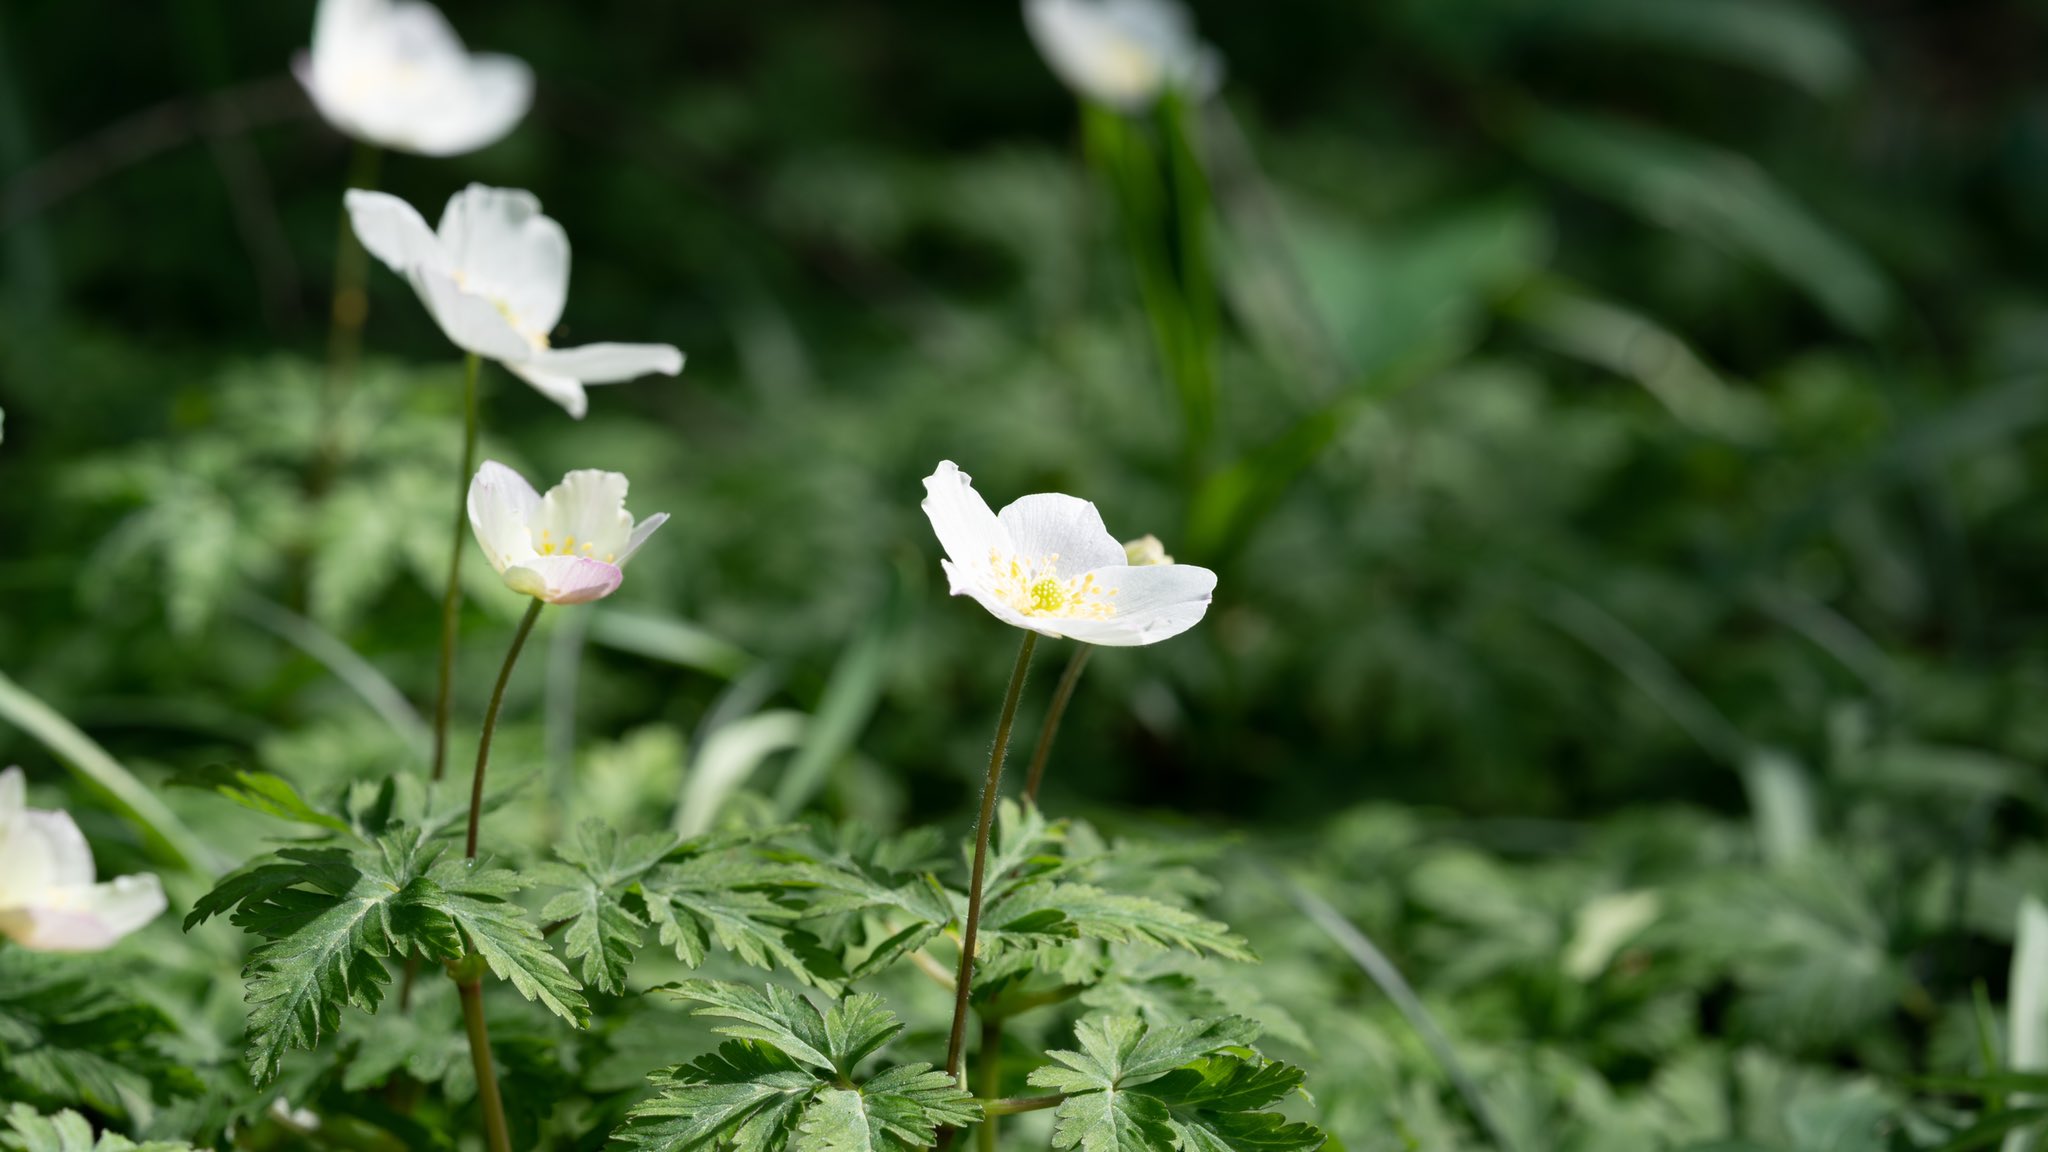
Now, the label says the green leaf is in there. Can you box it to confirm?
[237,840,440,1083]
[424,857,589,1026]
[0,953,195,1125]
[621,983,976,1152]
[984,884,1255,964]
[168,763,352,834]
[642,854,818,985]
[1029,1017,1320,1152]
[533,820,675,996]
[0,1105,194,1152]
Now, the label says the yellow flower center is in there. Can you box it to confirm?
[987,550,1117,620]
[536,531,615,563]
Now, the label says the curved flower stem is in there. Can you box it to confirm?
[456,974,513,1152]
[946,631,1037,1083]
[432,352,484,782]
[1022,645,1092,805]
[467,598,543,858]
[978,1017,1003,1152]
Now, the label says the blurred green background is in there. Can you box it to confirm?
[12,3,2048,1144]
[8,0,2048,823]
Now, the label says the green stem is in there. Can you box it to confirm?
[432,352,483,782]
[456,975,513,1152]
[467,599,543,859]
[316,140,381,494]
[978,1017,1003,1152]
[1022,645,1092,805]
[945,632,1038,1084]
[980,1094,1065,1117]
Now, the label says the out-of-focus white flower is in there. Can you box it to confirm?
[921,461,1215,646]
[346,185,684,417]
[0,768,165,952]
[468,461,667,604]
[295,0,533,157]
[1123,534,1173,566]
[1023,0,1222,112]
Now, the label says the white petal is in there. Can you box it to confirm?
[533,470,634,563]
[0,874,166,953]
[523,342,686,384]
[467,460,541,574]
[1057,562,1216,646]
[409,53,534,157]
[408,267,533,362]
[0,807,95,907]
[997,493,1125,578]
[344,190,446,275]
[1023,0,1216,110]
[503,556,624,605]
[921,461,1013,580]
[435,185,567,335]
[0,766,21,817]
[940,559,1061,635]
[618,512,669,568]
[503,363,589,418]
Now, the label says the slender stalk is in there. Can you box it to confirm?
[981,1094,1065,1117]
[456,975,513,1152]
[315,140,381,494]
[432,353,484,782]
[978,1017,1004,1152]
[1022,645,1092,804]
[468,599,544,858]
[945,632,1038,1083]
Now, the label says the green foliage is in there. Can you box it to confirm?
[1027,1016,1322,1152]
[618,981,978,1151]
[0,953,195,1126]
[187,824,586,1084]
[0,1107,193,1152]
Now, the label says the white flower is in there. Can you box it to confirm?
[295,0,533,157]
[1123,534,1172,566]
[1023,0,1222,112]
[468,461,667,604]
[921,461,1215,646]
[346,185,685,418]
[0,768,166,952]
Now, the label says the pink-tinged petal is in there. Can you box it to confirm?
[921,462,1013,578]
[345,190,447,276]
[617,512,669,567]
[408,267,532,362]
[468,460,542,574]
[997,493,1125,578]
[503,556,623,605]
[523,342,685,384]
[504,362,589,418]
[0,874,165,952]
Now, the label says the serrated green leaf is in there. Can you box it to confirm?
[619,1043,819,1152]
[1029,1017,1319,1152]
[168,763,351,834]
[425,857,588,1027]
[985,884,1254,963]
[643,855,818,985]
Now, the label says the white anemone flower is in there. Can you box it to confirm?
[468,461,667,605]
[922,461,1215,646]
[295,0,533,157]
[346,185,685,418]
[1023,0,1222,112]
[0,768,166,952]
